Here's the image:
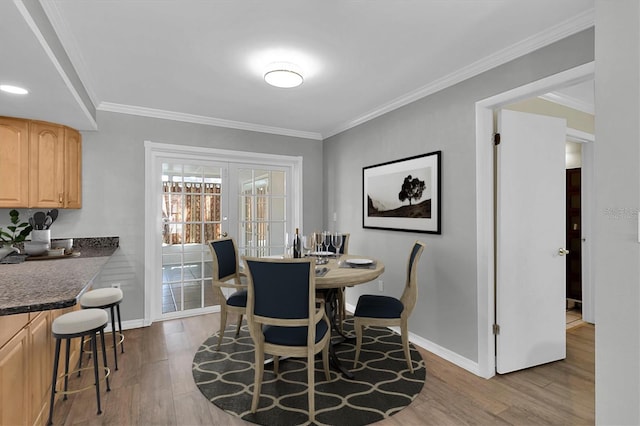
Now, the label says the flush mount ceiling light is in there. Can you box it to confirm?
[0,84,29,95]
[264,62,304,88]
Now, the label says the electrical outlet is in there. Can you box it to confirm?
[378,279,384,292]
[111,283,121,289]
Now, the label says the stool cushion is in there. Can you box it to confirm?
[52,309,108,335]
[81,287,124,307]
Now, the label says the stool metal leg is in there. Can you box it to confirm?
[47,338,62,425]
[91,334,102,415]
[99,328,111,391]
[63,338,71,400]
[77,335,85,377]
[116,304,124,353]
[109,306,118,370]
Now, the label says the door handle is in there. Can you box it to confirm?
[221,232,228,238]
[558,248,570,256]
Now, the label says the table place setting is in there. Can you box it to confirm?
[339,257,377,269]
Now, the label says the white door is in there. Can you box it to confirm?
[496,109,567,374]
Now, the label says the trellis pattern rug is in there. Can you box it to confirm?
[192,318,426,426]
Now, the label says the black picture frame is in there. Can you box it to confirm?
[363,151,441,234]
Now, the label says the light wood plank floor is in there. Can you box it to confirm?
[50,314,594,425]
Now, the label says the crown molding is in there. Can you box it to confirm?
[539,92,594,115]
[98,102,323,140]
[324,8,595,139]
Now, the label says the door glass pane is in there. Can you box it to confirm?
[237,168,287,257]
[161,161,222,315]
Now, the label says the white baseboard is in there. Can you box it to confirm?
[104,318,146,333]
[345,302,481,376]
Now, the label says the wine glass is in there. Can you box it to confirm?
[284,232,294,258]
[302,235,312,257]
[322,231,331,253]
[313,231,324,253]
[332,232,343,258]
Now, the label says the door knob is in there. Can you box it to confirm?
[221,232,228,237]
[558,248,570,256]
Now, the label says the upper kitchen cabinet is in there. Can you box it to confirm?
[0,117,30,207]
[0,116,82,209]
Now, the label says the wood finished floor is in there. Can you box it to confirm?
[50,314,594,425]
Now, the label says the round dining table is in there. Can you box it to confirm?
[314,254,385,289]
[313,254,385,378]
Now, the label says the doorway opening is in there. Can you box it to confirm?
[474,62,595,378]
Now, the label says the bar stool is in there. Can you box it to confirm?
[48,309,111,425]
[79,287,124,370]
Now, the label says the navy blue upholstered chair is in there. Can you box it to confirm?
[353,241,425,373]
[209,238,247,350]
[243,256,331,423]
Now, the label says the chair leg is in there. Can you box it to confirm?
[273,355,279,375]
[116,304,124,353]
[251,344,264,413]
[47,338,62,425]
[91,334,102,415]
[322,342,331,381]
[401,321,413,373]
[99,329,111,391]
[77,335,85,377]
[217,305,228,350]
[63,338,71,400]
[110,306,118,371]
[234,313,243,336]
[307,351,315,423]
[353,319,363,368]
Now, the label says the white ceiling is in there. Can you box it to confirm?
[0,0,594,140]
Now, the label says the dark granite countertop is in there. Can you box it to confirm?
[0,237,119,316]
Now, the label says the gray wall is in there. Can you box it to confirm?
[324,28,594,362]
[1,111,323,321]
[594,1,640,423]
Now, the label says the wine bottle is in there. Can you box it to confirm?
[293,227,301,258]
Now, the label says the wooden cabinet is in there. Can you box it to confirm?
[0,307,81,426]
[64,127,82,209]
[0,326,29,426]
[0,116,82,209]
[0,117,30,207]
[29,312,53,426]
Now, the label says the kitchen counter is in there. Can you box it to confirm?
[0,238,119,316]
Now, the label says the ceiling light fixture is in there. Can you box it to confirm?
[264,62,303,88]
[0,84,29,95]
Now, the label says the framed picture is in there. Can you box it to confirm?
[363,151,441,234]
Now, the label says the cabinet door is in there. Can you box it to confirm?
[0,327,29,426]
[64,127,82,209]
[29,121,64,208]
[0,117,30,207]
[29,312,52,425]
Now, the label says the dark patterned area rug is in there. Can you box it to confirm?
[192,318,426,426]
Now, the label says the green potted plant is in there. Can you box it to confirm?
[0,209,33,258]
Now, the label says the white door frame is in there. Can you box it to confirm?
[474,62,595,378]
[143,141,303,325]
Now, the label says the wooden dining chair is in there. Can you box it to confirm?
[209,237,247,350]
[243,256,331,422]
[353,240,425,373]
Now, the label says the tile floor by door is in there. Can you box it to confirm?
[162,262,215,313]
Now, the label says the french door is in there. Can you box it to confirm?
[145,142,301,323]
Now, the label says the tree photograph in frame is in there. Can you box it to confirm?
[363,151,441,234]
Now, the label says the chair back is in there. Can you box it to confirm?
[209,238,241,283]
[399,241,426,316]
[243,257,316,321]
